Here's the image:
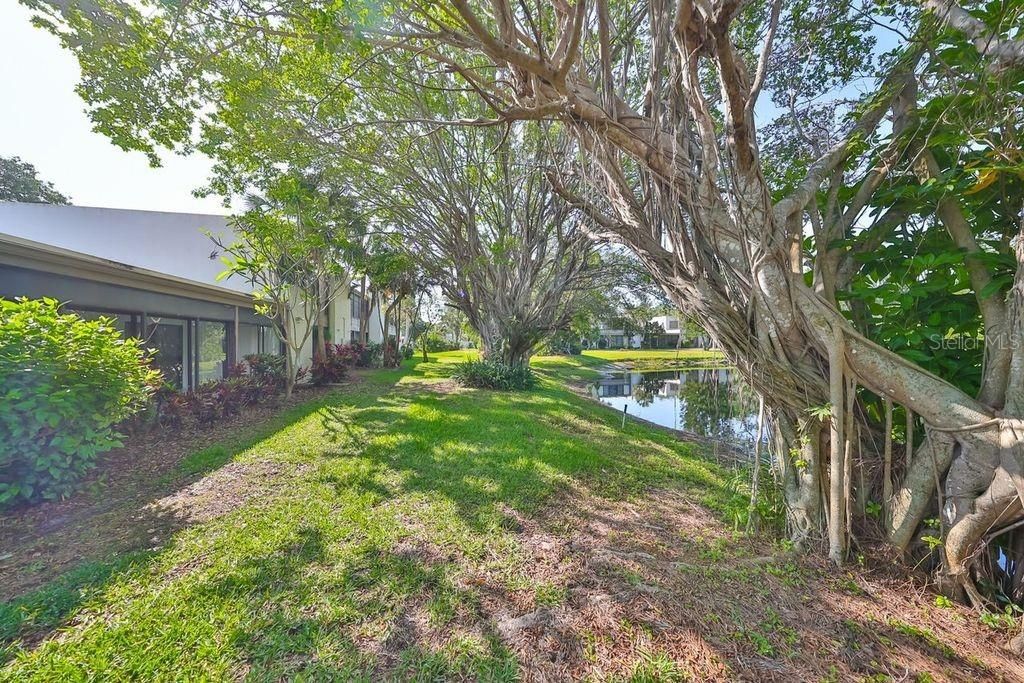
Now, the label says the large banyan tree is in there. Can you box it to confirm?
[350,116,602,365]
[30,0,1024,614]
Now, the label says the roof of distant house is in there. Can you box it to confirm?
[0,202,249,294]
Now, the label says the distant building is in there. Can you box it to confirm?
[0,202,389,390]
[591,321,642,349]
[649,314,682,348]
[587,313,704,349]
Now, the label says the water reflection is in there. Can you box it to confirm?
[591,368,763,452]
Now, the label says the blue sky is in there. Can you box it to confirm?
[0,3,226,214]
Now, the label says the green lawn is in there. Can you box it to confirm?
[1,351,1007,681]
[0,352,744,680]
[581,348,725,370]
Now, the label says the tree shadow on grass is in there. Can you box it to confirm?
[4,360,1013,679]
[313,385,727,535]
[301,380,1018,679]
[189,525,517,680]
[456,485,1016,682]
[0,374,411,661]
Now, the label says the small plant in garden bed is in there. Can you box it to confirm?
[147,353,296,429]
[311,343,359,384]
[0,298,157,507]
[452,360,536,390]
[242,353,287,389]
[367,341,402,368]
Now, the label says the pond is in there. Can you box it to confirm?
[591,368,765,455]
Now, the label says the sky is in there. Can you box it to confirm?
[0,3,227,214]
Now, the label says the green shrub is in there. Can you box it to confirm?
[420,331,459,352]
[540,331,582,355]
[0,298,157,507]
[452,360,536,390]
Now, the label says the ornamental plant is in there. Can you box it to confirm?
[311,343,359,385]
[0,298,157,507]
[452,360,536,391]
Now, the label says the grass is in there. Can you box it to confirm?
[0,352,745,680]
[581,348,725,369]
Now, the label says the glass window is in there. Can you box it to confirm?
[146,317,188,390]
[239,323,260,358]
[198,320,227,384]
[74,309,132,335]
[259,325,280,355]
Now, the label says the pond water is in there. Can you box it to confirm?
[591,368,765,454]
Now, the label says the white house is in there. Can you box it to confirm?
[0,202,389,390]
[590,313,691,349]
[593,321,643,349]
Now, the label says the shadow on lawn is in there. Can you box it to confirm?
[0,370,411,661]
[312,380,728,540]
[193,525,516,680]
[301,377,1011,679]
[3,356,1016,679]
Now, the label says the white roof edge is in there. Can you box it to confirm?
[0,200,230,220]
[0,231,254,305]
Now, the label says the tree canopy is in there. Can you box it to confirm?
[0,155,69,204]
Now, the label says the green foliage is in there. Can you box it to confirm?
[0,155,70,204]
[628,649,688,681]
[0,298,156,507]
[887,618,956,658]
[723,465,786,535]
[539,330,582,355]
[214,172,364,392]
[805,403,834,421]
[452,360,536,391]
[979,605,1022,631]
[243,353,286,384]
[365,341,401,369]
[419,331,459,353]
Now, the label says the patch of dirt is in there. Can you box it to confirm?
[147,460,312,526]
[369,487,1024,681]
[418,379,466,395]
[0,386,335,600]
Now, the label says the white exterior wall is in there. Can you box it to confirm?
[651,315,681,332]
[323,281,396,350]
[594,323,642,348]
[328,280,354,347]
[365,304,387,344]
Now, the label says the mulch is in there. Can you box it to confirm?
[0,385,336,600]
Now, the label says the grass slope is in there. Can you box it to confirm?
[1,353,1017,681]
[0,354,741,680]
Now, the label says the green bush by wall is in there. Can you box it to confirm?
[0,298,157,508]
